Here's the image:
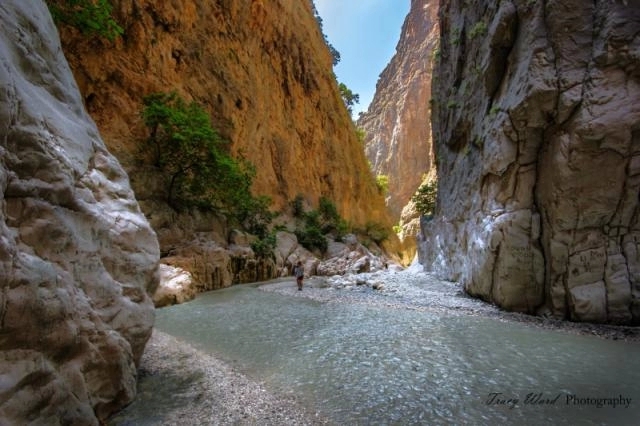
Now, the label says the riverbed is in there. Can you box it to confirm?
[110,270,640,425]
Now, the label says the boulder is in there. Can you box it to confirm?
[317,234,387,276]
[0,1,159,423]
[154,264,196,307]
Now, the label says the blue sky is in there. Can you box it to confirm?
[314,0,411,117]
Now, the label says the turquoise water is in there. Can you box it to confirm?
[148,284,640,424]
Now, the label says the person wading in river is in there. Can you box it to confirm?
[293,261,304,291]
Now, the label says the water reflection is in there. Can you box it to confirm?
[153,284,640,425]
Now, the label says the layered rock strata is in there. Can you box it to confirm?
[420,0,640,324]
[358,0,439,251]
[0,1,159,423]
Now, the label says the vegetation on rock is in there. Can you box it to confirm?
[290,194,390,253]
[310,0,341,66]
[141,92,272,227]
[412,180,437,217]
[358,222,390,246]
[292,195,349,253]
[46,0,123,41]
[339,82,360,115]
[318,196,349,238]
[376,174,389,194]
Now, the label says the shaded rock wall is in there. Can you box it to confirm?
[0,1,159,423]
[358,0,439,222]
[420,0,640,324]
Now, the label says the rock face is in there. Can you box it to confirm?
[419,0,640,324]
[55,0,391,227]
[0,1,159,423]
[358,0,439,227]
[52,0,398,291]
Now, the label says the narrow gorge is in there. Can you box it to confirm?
[53,0,400,302]
[358,0,439,259]
[1,0,396,422]
[1,0,639,424]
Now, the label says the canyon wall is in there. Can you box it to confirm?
[420,0,640,324]
[0,1,159,423]
[56,0,391,228]
[359,0,438,220]
[52,0,398,285]
[358,0,439,258]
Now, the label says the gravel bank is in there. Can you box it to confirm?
[108,331,330,425]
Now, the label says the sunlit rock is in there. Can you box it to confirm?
[55,0,398,282]
[359,0,439,258]
[154,264,196,307]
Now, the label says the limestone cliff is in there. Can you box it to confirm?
[50,0,398,289]
[0,1,159,423]
[55,0,391,228]
[358,0,439,258]
[420,0,640,324]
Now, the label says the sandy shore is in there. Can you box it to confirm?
[111,269,639,424]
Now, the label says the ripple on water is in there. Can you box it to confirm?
[153,284,640,425]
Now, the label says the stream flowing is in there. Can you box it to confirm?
[130,280,640,425]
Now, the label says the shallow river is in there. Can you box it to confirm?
[133,282,639,425]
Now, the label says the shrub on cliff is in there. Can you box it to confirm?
[141,92,263,222]
[339,82,360,115]
[310,0,341,66]
[412,180,437,217]
[318,196,349,239]
[292,196,349,253]
[46,0,123,41]
[375,174,389,194]
[291,194,306,218]
[359,222,390,245]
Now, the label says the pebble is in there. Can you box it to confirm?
[109,331,331,425]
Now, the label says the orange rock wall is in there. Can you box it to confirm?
[57,0,391,227]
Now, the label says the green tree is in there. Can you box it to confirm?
[295,210,328,253]
[339,82,360,115]
[318,197,348,239]
[46,0,123,41]
[375,175,389,194]
[292,196,349,252]
[291,193,306,218]
[310,1,341,66]
[363,222,390,244]
[412,180,438,216]
[142,92,257,218]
